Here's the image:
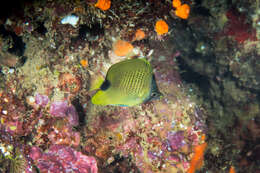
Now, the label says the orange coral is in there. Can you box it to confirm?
[172,0,181,8]
[187,142,208,173]
[133,29,146,41]
[229,166,236,173]
[201,134,206,141]
[175,4,190,19]
[80,59,88,67]
[95,0,111,11]
[113,40,134,56]
[155,20,169,35]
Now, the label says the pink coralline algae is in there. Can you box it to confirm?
[30,145,98,173]
[49,101,79,126]
[35,93,49,107]
[167,131,186,151]
[50,101,69,117]
[66,106,79,126]
[29,146,42,161]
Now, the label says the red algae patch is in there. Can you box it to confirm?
[58,73,81,94]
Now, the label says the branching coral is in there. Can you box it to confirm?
[9,149,28,173]
[0,143,34,173]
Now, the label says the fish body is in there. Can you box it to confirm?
[91,58,161,106]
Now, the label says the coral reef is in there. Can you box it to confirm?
[30,145,98,173]
[0,0,259,172]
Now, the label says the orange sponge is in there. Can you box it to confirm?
[175,4,190,19]
[95,0,111,11]
[133,29,146,41]
[187,142,207,173]
[155,20,169,35]
[229,166,236,173]
[113,40,134,57]
[172,0,181,8]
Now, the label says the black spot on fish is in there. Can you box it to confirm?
[100,79,111,91]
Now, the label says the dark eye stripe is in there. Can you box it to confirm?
[100,79,111,90]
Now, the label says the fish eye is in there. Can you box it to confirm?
[151,92,158,97]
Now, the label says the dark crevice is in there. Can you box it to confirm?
[176,55,210,95]
[78,23,104,41]
[0,25,26,56]
[35,22,47,36]
[71,98,86,127]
